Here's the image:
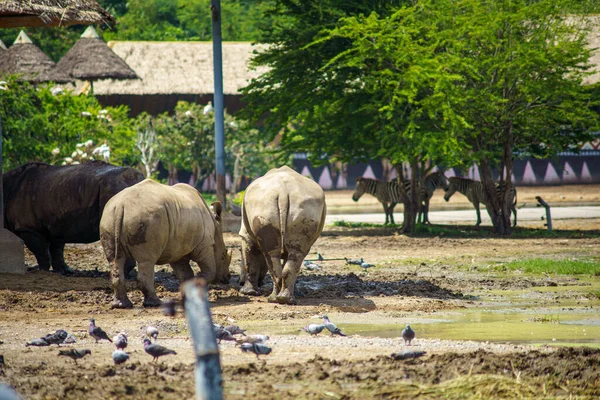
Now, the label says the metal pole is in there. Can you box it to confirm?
[212,0,226,207]
[182,279,223,400]
[0,115,4,230]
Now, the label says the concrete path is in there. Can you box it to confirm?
[325,206,600,225]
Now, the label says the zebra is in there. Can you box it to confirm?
[443,177,517,227]
[352,172,448,225]
[417,171,449,225]
[352,177,405,224]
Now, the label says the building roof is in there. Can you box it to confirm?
[0,0,113,28]
[0,31,73,83]
[57,27,138,81]
[92,41,268,96]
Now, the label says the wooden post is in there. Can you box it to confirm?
[182,279,223,400]
[212,0,226,207]
[535,196,552,231]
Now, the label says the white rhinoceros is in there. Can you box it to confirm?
[239,166,326,305]
[100,179,232,308]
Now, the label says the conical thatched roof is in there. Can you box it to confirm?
[0,31,73,83]
[57,26,138,81]
[0,0,114,28]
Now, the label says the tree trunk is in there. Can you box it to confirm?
[398,160,419,233]
[479,160,510,235]
[168,165,178,186]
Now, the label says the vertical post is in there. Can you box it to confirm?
[0,115,4,230]
[182,279,223,400]
[212,0,226,207]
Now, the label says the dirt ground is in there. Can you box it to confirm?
[0,185,599,399]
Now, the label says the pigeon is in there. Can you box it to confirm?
[146,326,159,342]
[26,338,50,347]
[112,350,130,365]
[360,262,375,271]
[304,262,321,271]
[317,252,324,262]
[323,315,347,337]
[240,343,272,359]
[235,335,270,345]
[89,319,112,343]
[401,324,415,346]
[302,324,326,336]
[143,338,176,362]
[63,334,77,344]
[391,349,426,360]
[113,332,128,350]
[215,327,235,343]
[345,257,364,266]
[0,384,21,400]
[58,349,91,364]
[42,329,68,345]
[224,325,246,336]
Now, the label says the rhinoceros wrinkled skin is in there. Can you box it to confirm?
[100,179,232,309]
[239,166,326,305]
[3,161,144,274]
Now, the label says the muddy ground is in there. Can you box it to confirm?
[0,186,599,399]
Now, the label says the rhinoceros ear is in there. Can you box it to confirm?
[211,201,223,221]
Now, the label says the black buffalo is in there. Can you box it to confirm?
[3,161,144,274]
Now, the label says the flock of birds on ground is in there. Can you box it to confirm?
[303,253,375,272]
[20,315,424,366]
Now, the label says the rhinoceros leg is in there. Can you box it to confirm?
[264,253,284,303]
[49,241,74,275]
[19,231,51,271]
[239,238,265,296]
[110,256,133,309]
[275,251,303,305]
[171,259,194,284]
[138,261,162,307]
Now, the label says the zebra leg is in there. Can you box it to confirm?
[389,202,396,225]
[423,198,431,224]
[382,203,390,225]
[512,205,517,227]
[474,201,482,226]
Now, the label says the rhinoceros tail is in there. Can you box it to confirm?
[278,194,289,245]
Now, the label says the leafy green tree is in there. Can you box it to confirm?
[0,76,137,169]
[151,101,282,191]
[243,0,599,234]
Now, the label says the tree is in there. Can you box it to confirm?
[243,0,599,234]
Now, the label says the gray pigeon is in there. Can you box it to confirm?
[88,319,112,343]
[235,334,270,345]
[58,349,91,364]
[401,324,415,346]
[113,332,128,350]
[146,326,159,342]
[302,324,326,336]
[112,350,130,365]
[240,343,272,359]
[360,262,375,271]
[224,325,246,336]
[26,338,50,347]
[63,334,77,344]
[323,316,347,337]
[345,257,364,266]
[215,327,235,343]
[143,338,176,362]
[42,329,68,345]
[0,384,21,400]
[391,349,426,360]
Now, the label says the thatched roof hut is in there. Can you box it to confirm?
[0,31,73,83]
[0,0,114,28]
[57,26,138,81]
[93,41,268,96]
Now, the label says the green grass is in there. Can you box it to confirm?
[503,258,600,275]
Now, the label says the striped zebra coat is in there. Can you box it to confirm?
[352,172,448,225]
[352,177,405,224]
[443,177,517,227]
